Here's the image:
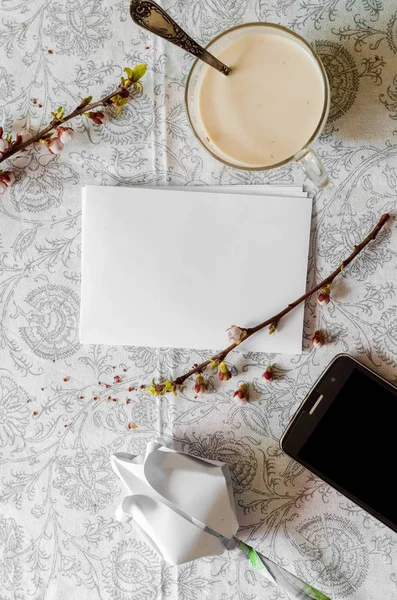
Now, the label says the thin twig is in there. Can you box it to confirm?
[0,86,126,165]
[174,213,391,386]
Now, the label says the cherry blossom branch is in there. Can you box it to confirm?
[164,212,390,390]
[0,89,120,163]
[0,65,147,190]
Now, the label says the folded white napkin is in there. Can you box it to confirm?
[111,439,238,564]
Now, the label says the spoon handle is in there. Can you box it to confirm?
[130,0,231,75]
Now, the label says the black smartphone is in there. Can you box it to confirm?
[281,354,397,533]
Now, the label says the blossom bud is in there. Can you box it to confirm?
[233,382,249,403]
[57,127,74,144]
[318,284,331,305]
[15,131,30,145]
[227,325,244,344]
[45,138,64,154]
[193,373,207,394]
[86,111,106,125]
[262,366,273,382]
[0,138,9,154]
[0,171,15,186]
[312,330,324,348]
[218,360,232,382]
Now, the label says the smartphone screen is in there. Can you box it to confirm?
[282,357,397,531]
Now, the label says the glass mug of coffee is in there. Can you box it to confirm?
[185,23,330,188]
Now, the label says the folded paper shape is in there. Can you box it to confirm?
[111,439,239,564]
[111,440,331,599]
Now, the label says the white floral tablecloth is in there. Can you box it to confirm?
[1,0,397,598]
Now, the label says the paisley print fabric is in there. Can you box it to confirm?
[0,0,396,598]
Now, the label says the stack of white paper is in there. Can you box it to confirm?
[80,185,312,354]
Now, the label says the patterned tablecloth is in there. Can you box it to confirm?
[1,0,397,598]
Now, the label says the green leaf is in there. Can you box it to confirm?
[78,96,93,109]
[146,379,177,396]
[163,380,177,396]
[302,584,331,600]
[5,133,12,142]
[130,64,147,82]
[247,548,264,569]
[114,96,129,113]
[238,542,264,570]
[124,67,133,80]
[51,105,64,121]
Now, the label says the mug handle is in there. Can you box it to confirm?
[294,147,329,189]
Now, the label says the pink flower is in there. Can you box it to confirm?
[262,366,273,382]
[312,330,324,348]
[227,325,244,344]
[45,138,64,154]
[0,171,15,187]
[193,373,207,394]
[57,127,74,144]
[233,382,249,403]
[0,138,9,154]
[113,375,124,384]
[0,181,8,195]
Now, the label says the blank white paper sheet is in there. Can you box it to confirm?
[80,185,312,354]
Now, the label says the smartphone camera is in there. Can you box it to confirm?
[330,377,336,383]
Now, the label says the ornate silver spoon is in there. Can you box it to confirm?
[130,0,231,75]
